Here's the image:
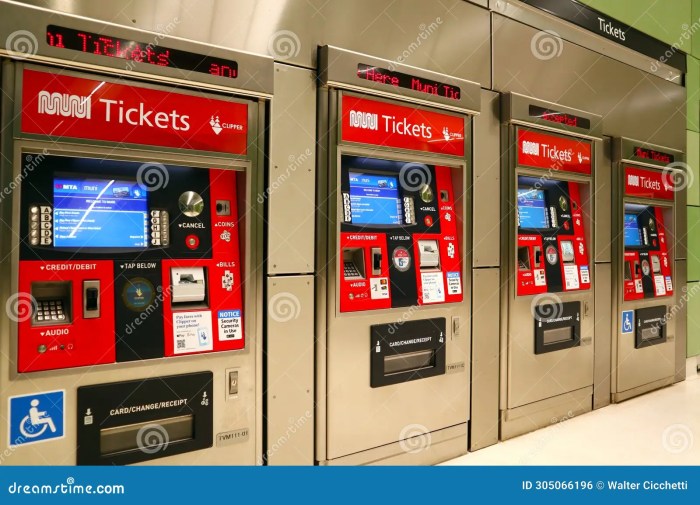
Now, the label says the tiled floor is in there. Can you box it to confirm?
[445,370,700,465]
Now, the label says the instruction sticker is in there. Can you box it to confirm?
[446,271,462,295]
[654,275,667,296]
[563,265,580,290]
[580,265,590,284]
[635,279,643,293]
[534,269,546,287]
[665,276,673,292]
[218,310,242,341]
[370,277,390,300]
[421,271,445,303]
[173,311,213,354]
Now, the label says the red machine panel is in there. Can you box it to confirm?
[622,205,673,301]
[21,68,248,155]
[339,161,462,313]
[516,178,591,296]
[624,165,675,200]
[517,129,592,175]
[340,95,465,157]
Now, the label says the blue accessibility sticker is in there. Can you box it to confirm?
[8,390,65,446]
[621,310,634,335]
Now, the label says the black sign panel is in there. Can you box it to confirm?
[521,0,686,72]
[356,63,461,101]
[370,318,446,387]
[529,105,591,130]
[77,372,213,465]
[635,305,667,348]
[46,25,238,79]
[633,146,675,164]
[534,301,581,354]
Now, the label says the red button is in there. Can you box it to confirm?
[563,221,570,230]
[186,234,200,250]
[424,216,433,226]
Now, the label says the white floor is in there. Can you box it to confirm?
[445,368,700,465]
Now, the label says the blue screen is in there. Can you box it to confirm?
[53,177,149,248]
[517,188,549,229]
[624,213,642,247]
[349,172,403,226]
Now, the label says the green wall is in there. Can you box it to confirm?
[580,0,700,357]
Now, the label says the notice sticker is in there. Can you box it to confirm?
[173,311,213,354]
[654,275,667,296]
[534,269,546,286]
[580,265,590,284]
[446,271,462,295]
[564,265,580,290]
[635,279,643,293]
[370,277,390,299]
[665,276,673,292]
[218,309,242,341]
[421,272,445,303]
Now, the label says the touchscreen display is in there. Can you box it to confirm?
[348,172,403,226]
[624,213,642,247]
[517,188,549,229]
[53,176,149,248]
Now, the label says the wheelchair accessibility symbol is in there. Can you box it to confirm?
[621,310,634,335]
[9,390,65,446]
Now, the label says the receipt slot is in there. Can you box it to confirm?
[316,46,480,465]
[0,3,272,465]
[610,139,683,402]
[500,94,601,439]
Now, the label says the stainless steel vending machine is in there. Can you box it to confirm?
[500,93,602,439]
[316,46,480,464]
[611,139,685,402]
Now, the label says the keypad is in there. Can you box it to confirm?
[29,205,52,246]
[344,261,361,278]
[150,210,170,246]
[35,299,66,322]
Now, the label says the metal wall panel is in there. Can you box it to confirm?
[16,0,491,86]
[267,64,316,275]
[595,138,612,263]
[265,275,315,465]
[593,263,611,409]
[492,14,686,151]
[473,90,501,268]
[470,268,500,451]
[675,260,688,383]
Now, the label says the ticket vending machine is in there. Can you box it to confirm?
[0,3,272,464]
[316,47,480,464]
[500,93,602,439]
[611,139,684,402]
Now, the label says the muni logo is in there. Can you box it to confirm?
[37,90,91,119]
[348,110,378,130]
[521,140,540,156]
[628,174,640,187]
